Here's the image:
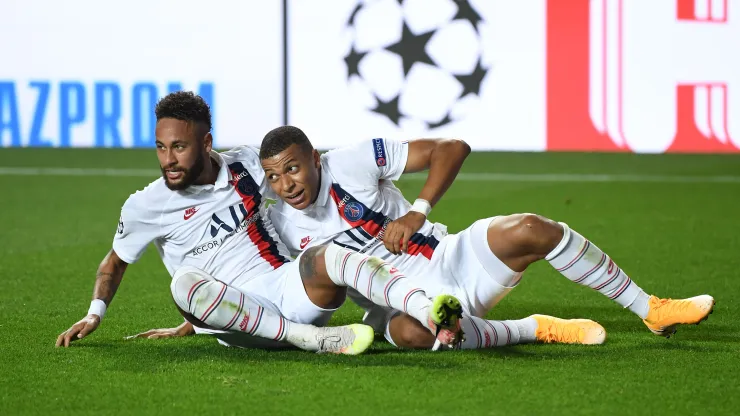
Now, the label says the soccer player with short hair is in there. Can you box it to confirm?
[56,92,465,353]
[259,126,715,350]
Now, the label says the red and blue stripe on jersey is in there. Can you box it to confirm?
[229,162,288,269]
[328,183,438,259]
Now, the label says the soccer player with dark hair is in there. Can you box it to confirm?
[258,125,715,350]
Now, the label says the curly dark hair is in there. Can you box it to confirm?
[154,91,212,132]
[259,125,313,159]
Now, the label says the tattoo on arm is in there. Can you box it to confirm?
[95,272,120,305]
[93,256,126,305]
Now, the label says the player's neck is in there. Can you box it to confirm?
[310,170,322,205]
[194,157,220,186]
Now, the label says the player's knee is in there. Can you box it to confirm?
[170,266,214,312]
[505,213,563,256]
[170,267,223,329]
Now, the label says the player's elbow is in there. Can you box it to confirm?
[442,138,471,159]
[456,138,472,156]
[100,249,128,276]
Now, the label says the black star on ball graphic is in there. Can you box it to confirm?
[344,45,367,80]
[452,0,483,33]
[370,94,403,126]
[384,22,436,76]
[455,57,488,98]
[427,112,453,130]
[343,0,489,130]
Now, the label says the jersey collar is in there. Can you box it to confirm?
[213,151,232,189]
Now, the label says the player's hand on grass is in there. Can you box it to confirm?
[55,314,101,347]
[126,321,195,340]
[383,211,427,254]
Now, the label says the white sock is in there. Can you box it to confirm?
[546,223,651,319]
[171,268,327,352]
[459,316,535,349]
[514,317,538,342]
[627,292,650,319]
[324,244,434,331]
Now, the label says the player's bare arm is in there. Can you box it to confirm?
[127,321,195,340]
[55,249,128,347]
[383,138,471,254]
[94,249,128,304]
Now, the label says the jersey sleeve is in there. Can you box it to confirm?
[229,145,277,201]
[325,138,409,184]
[112,196,162,264]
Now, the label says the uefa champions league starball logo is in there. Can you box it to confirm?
[343,0,489,130]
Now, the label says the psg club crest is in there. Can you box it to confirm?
[344,201,364,221]
[343,0,490,129]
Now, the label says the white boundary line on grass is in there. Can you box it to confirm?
[0,167,158,177]
[407,172,740,183]
[0,166,739,183]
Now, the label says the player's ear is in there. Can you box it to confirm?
[312,148,320,168]
[203,132,213,153]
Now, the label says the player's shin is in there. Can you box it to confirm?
[170,269,291,340]
[545,223,650,319]
[171,267,335,352]
[323,244,450,334]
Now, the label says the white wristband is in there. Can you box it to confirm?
[410,198,432,217]
[87,299,107,319]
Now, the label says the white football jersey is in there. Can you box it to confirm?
[269,138,447,275]
[113,146,291,285]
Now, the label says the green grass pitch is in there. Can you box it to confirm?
[0,149,738,415]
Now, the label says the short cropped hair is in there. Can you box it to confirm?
[259,125,314,159]
[154,91,212,132]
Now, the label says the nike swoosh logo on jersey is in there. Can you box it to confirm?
[299,236,312,249]
[184,207,199,220]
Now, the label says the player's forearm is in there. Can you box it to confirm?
[92,250,128,306]
[177,321,195,336]
[417,139,470,206]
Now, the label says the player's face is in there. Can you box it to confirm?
[261,144,321,210]
[155,118,212,191]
